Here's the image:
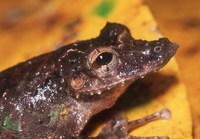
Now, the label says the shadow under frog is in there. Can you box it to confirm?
[120,72,179,109]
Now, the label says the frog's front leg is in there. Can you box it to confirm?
[94,108,171,139]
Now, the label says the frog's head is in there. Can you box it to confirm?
[68,23,178,104]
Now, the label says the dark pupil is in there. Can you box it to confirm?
[96,52,113,65]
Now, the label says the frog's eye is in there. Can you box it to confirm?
[96,52,113,66]
[71,73,85,89]
[88,47,118,76]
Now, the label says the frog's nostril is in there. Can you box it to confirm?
[154,46,162,53]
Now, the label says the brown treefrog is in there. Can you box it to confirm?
[0,23,178,138]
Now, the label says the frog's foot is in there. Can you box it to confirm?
[96,108,171,139]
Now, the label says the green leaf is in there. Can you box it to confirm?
[1,116,21,132]
[93,0,115,17]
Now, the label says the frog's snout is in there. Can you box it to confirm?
[159,38,179,50]
[171,42,179,51]
[157,38,179,58]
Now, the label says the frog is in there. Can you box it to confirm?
[0,22,178,139]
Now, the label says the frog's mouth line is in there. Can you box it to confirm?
[74,77,135,99]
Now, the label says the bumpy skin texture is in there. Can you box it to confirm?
[0,23,178,138]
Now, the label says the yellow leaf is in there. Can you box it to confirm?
[0,0,192,139]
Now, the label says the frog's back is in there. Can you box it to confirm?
[0,44,93,138]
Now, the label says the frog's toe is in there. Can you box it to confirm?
[95,108,171,139]
[96,117,129,139]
